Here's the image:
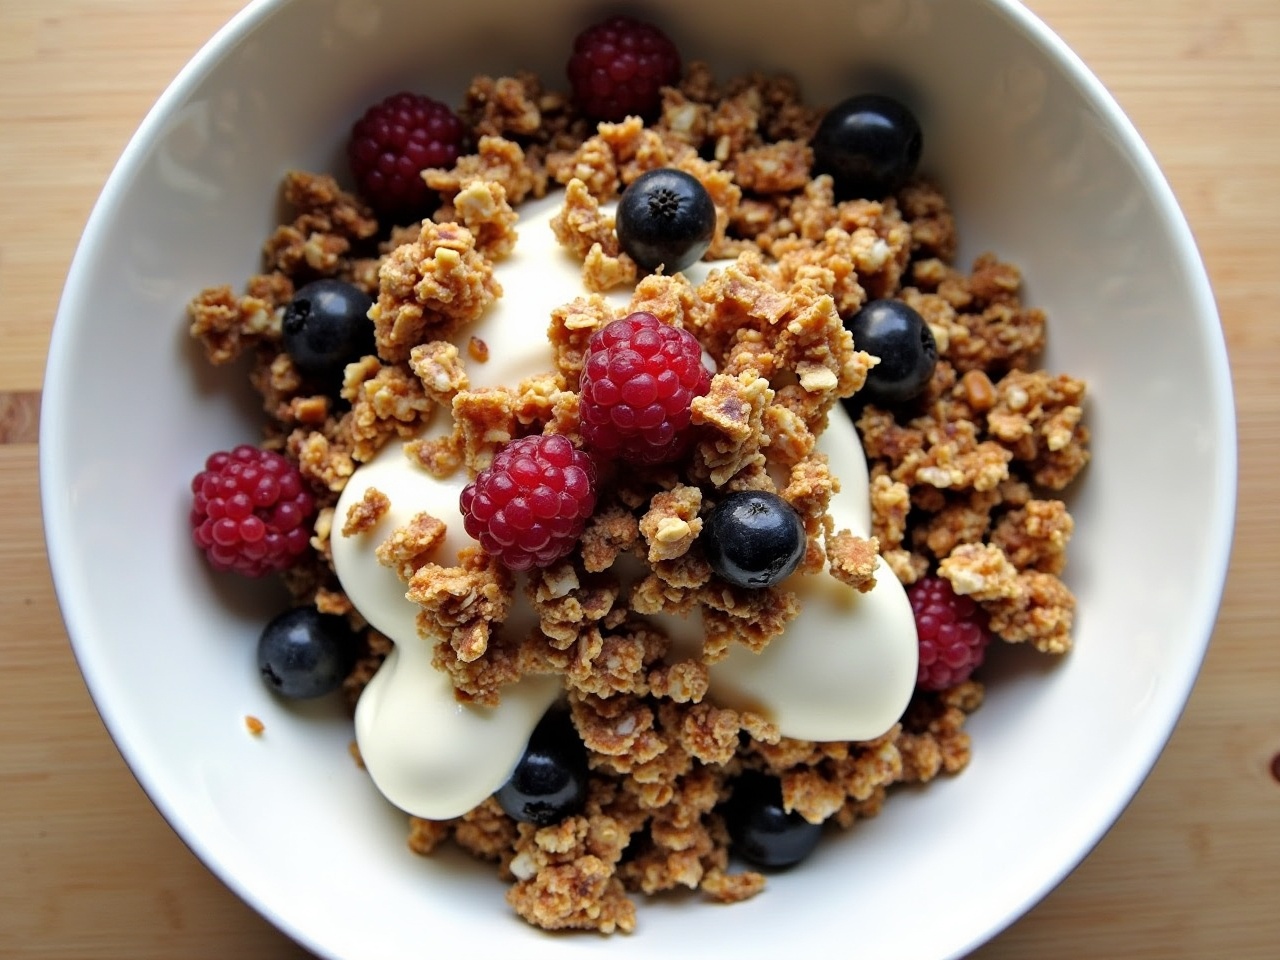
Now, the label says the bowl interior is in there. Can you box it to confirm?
[40,1,1234,958]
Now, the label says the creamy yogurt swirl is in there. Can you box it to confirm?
[332,193,918,820]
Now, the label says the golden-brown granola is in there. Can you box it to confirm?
[987,369,1090,489]
[991,499,1073,575]
[986,571,1076,653]
[938,542,1021,602]
[188,274,290,365]
[376,511,448,582]
[452,388,519,473]
[343,357,436,463]
[410,547,513,667]
[580,501,642,573]
[404,427,464,478]
[425,136,546,207]
[730,139,812,194]
[781,453,836,574]
[370,221,502,362]
[549,177,637,292]
[407,340,470,405]
[261,171,379,280]
[638,485,703,563]
[549,176,620,260]
[342,486,390,537]
[435,179,520,261]
[826,530,880,592]
[189,54,1092,937]
[690,370,774,486]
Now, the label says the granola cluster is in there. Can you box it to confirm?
[187,59,1088,934]
[857,253,1087,653]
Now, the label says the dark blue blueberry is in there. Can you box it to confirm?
[257,606,359,699]
[701,490,805,590]
[615,167,716,274]
[722,770,823,869]
[281,279,375,383]
[812,93,923,200]
[496,708,589,826]
[844,298,937,406]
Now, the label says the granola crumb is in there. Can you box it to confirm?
[244,715,265,736]
[639,485,703,563]
[376,511,448,582]
[342,486,390,537]
[826,530,880,592]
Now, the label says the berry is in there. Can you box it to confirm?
[908,576,992,691]
[844,298,937,406]
[615,167,716,274]
[496,708,589,825]
[189,445,315,577]
[257,606,359,700]
[348,91,466,216]
[578,311,711,464]
[812,93,923,200]
[567,15,682,122]
[460,434,597,571]
[281,279,375,386]
[701,491,806,590]
[722,770,823,869]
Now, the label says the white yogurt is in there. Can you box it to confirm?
[706,411,917,741]
[332,192,918,820]
[336,437,560,821]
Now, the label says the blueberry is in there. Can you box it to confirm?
[615,167,716,274]
[844,298,937,406]
[281,279,375,383]
[257,606,359,699]
[811,93,923,200]
[701,490,806,590]
[722,770,823,869]
[496,707,589,825]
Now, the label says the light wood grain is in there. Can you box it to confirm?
[2,1,1277,957]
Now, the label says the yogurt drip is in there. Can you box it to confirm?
[332,193,918,820]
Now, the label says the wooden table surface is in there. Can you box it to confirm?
[2,1,1276,956]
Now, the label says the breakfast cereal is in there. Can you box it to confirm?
[186,16,1087,934]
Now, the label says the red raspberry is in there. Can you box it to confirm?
[567,16,682,122]
[460,435,597,571]
[908,576,993,691]
[189,445,315,577]
[579,312,711,465]
[348,92,466,216]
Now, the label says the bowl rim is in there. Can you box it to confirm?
[39,0,1238,957]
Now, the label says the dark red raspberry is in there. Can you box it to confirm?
[908,576,993,691]
[189,445,315,577]
[347,92,466,216]
[459,435,597,571]
[567,16,682,122]
[579,312,711,465]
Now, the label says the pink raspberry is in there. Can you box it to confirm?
[578,312,711,465]
[567,16,682,122]
[908,576,993,691]
[347,91,466,216]
[459,435,597,571]
[190,445,315,577]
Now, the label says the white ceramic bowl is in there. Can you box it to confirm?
[41,1,1235,957]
